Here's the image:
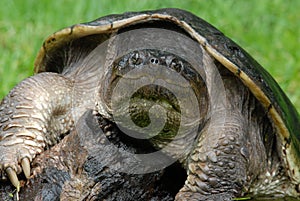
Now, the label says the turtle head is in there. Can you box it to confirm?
[99,47,209,160]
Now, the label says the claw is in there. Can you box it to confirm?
[21,157,31,179]
[6,167,20,192]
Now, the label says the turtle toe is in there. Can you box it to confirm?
[0,145,34,190]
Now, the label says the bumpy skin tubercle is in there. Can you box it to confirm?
[0,72,74,188]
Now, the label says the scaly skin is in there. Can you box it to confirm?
[0,72,74,188]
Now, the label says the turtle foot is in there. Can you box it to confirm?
[0,145,35,190]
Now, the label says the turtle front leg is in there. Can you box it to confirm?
[175,76,268,200]
[0,72,74,189]
[175,114,248,200]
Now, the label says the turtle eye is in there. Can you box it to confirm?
[169,57,184,73]
[129,51,144,66]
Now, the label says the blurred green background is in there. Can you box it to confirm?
[0,1,299,200]
[0,0,299,112]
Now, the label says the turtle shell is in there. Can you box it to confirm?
[34,8,300,183]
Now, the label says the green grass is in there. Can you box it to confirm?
[0,0,299,114]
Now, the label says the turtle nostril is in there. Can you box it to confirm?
[150,58,159,65]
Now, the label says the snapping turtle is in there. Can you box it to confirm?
[0,8,300,200]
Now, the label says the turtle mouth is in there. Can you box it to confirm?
[103,48,208,115]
